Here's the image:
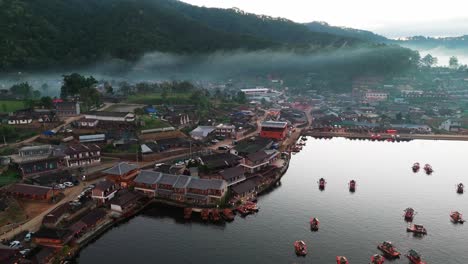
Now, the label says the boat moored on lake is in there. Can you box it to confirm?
[294,240,307,256]
[407,224,427,235]
[423,164,433,175]
[370,254,385,264]
[406,249,427,264]
[318,178,326,190]
[210,209,221,222]
[183,207,192,220]
[336,256,349,264]
[412,162,420,172]
[377,241,401,258]
[310,217,319,231]
[349,180,356,192]
[457,183,464,194]
[222,208,235,221]
[201,209,210,221]
[450,211,465,224]
[404,207,416,221]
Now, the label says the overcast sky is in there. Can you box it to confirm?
[181,0,468,38]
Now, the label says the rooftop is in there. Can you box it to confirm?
[86,111,132,117]
[103,162,139,176]
[133,170,162,185]
[261,121,288,128]
[220,166,244,181]
[8,184,52,196]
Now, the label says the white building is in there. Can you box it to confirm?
[84,111,135,122]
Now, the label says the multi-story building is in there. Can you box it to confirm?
[62,144,101,167]
[11,145,64,177]
[260,121,288,140]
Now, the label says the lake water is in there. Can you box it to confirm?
[77,138,468,263]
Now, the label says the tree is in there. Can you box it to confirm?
[449,56,459,69]
[161,88,169,100]
[119,81,132,95]
[61,73,97,98]
[32,90,41,98]
[10,82,32,99]
[105,85,114,95]
[40,83,49,95]
[1,104,7,112]
[420,54,437,67]
[39,96,53,108]
[236,91,247,104]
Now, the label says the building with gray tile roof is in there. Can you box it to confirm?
[103,162,138,176]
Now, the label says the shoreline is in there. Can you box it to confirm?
[302,131,468,141]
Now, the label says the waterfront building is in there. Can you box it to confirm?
[260,121,288,140]
[241,150,279,174]
[110,189,143,214]
[91,180,118,204]
[33,227,73,248]
[132,170,228,205]
[219,166,246,186]
[103,162,140,187]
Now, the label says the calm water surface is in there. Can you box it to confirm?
[77,138,468,263]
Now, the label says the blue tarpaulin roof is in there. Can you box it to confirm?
[42,130,55,136]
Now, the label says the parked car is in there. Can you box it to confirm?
[64,182,74,187]
[211,139,219,144]
[24,232,33,242]
[9,241,21,248]
[20,249,30,256]
[88,184,96,189]
[54,184,65,190]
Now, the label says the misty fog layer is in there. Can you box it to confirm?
[0,46,418,95]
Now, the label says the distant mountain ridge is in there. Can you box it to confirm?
[394,35,468,50]
[304,21,388,43]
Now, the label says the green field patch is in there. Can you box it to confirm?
[0,100,26,113]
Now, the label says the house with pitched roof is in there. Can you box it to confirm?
[103,162,140,187]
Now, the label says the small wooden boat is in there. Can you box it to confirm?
[301,136,308,141]
[377,241,401,258]
[370,254,385,264]
[210,209,221,222]
[406,249,427,264]
[404,208,416,221]
[349,180,356,192]
[336,256,349,264]
[457,183,464,194]
[407,224,427,235]
[222,208,235,221]
[201,209,210,221]
[244,201,259,212]
[318,178,326,190]
[450,211,465,224]
[412,162,420,173]
[294,240,307,256]
[310,217,319,231]
[183,207,192,220]
[236,206,250,217]
[423,164,433,175]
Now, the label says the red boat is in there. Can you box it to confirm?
[450,211,465,224]
[349,180,356,192]
[201,209,210,221]
[457,183,464,194]
[244,201,259,212]
[236,206,250,217]
[423,164,433,175]
[406,249,427,264]
[222,208,235,221]
[377,241,401,258]
[407,224,427,235]
[210,209,221,222]
[318,178,326,190]
[336,256,349,264]
[310,217,319,231]
[294,240,307,256]
[183,207,192,220]
[370,254,385,264]
[412,162,420,173]
[404,208,416,221]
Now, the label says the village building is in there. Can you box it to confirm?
[190,126,216,140]
[11,145,64,177]
[91,180,118,204]
[215,124,236,139]
[259,121,288,140]
[439,119,462,132]
[231,137,273,157]
[43,203,71,227]
[79,134,106,144]
[200,153,243,172]
[219,166,246,186]
[110,189,142,214]
[364,91,388,102]
[231,176,263,200]
[32,227,73,248]
[103,162,140,187]
[7,115,32,125]
[132,170,228,205]
[70,208,107,236]
[62,144,101,167]
[75,118,99,128]
[84,111,135,122]
[7,183,58,201]
[55,101,80,117]
[241,150,279,173]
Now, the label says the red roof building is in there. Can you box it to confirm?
[260,121,288,140]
